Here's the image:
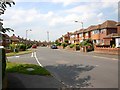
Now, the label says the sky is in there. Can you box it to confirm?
[0,0,119,41]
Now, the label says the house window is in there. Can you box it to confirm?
[71,35,74,38]
[101,29,106,34]
[79,34,83,37]
[76,35,77,38]
[92,30,100,35]
[85,33,88,36]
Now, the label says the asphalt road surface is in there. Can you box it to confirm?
[8,47,118,88]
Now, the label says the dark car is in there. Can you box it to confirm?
[51,44,57,49]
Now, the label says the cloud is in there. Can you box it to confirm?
[1,1,118,41]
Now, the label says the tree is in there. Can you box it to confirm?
[0,27,14,33]
[0,0,15,33]
[0,0,15,14]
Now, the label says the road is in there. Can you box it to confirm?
[8,47,118,88]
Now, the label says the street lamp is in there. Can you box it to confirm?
[74,21,84,41]
[26,29,32,49]
[26,29,32,40]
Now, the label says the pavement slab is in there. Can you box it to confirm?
[7,73,64,89]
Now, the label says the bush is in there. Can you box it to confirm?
[56,43,61,46]
[26,44,32,49]
[9,43,20,52]
[79,39,94,51]
[69,44,75,48]
[76,44,80,50]
[64,40,68,44]
[19,44,26,51]
[61,43,67,48]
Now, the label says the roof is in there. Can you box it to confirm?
[2,34,10,39]
[10,34,19,42]
[116,22,120,26]
[100,20,117,29]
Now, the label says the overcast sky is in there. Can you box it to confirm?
[1,0,119,41]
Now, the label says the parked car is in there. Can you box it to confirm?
[32,44,37,48]
[51,44,58,49]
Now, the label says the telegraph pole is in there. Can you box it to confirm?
[47,31,49,42]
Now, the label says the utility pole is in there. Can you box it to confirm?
[47,31,50,47]
[47,31,49,42]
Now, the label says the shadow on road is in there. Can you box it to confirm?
[45,64,95,88]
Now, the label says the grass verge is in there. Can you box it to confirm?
[6,50,32,57]
[6,62,51,76]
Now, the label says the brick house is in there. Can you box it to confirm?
[10,34,20,44]
[62,32,70,43]
[69,32,75,44]
[78,29,84,43]
[57,20,118,46]
[57,37,63,43]
[88,20,117,45]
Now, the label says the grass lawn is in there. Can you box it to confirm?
[6,62,51,76]
[6,50,32,57]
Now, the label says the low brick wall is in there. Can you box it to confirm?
[57,46,64,49]
[94,46,120,55]
[65,46,76,51]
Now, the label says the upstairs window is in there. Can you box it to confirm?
[79,33,83,37]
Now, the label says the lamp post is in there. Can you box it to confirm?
[75,21,85,52]
[26,29,32,40]
[26,29,32,49]
[75,21,84,41]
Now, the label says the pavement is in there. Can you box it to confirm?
[7,73,65,89]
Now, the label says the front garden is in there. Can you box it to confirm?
[54,39,94,52]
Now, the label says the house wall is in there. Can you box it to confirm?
[84,32,89,39]
[104,38,112,45]
[117,26,120,35]
[91,33,100,40]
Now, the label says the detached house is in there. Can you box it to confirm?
[10,34,20,44]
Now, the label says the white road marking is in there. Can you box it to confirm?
[15,56,20,58]
[7,56,20,58]
[34,52,43,67]
[31,52,34,57]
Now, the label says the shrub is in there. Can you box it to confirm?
[19,44,26,51]
[56,42,61,46]
[76,44,80,50]
[61,43,67,48]
[9,43,20,52]
[64,40,68,44]
[69,44,75,48]
[26,44,32,49]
